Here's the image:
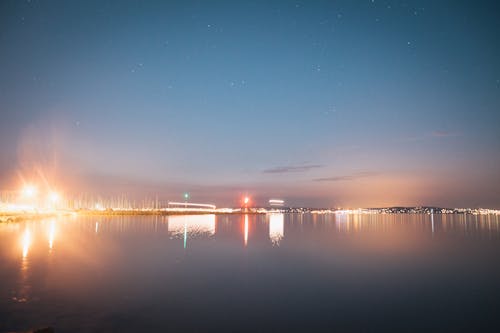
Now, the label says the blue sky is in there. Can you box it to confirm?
[1,0,499,207]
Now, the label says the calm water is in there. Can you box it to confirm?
[1,213,500,332]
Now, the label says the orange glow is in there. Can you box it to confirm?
[244,214,249,246]
[48,220,55,250]
[244,197,250,205]
[22,228,31,258]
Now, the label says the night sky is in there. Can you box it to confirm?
[1,0,499,208]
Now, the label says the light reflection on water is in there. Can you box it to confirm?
[168,214,216,248]
[1,213,500,332]
[168,214,216,237]
[21,228,31,258]
[268,213,284,245]
[244,214,248,246]
[48,220,55,251]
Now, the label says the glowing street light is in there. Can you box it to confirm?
[49,191,60,204]
[184,193,190,200]
[22,185,37,198]
[244,197,250,205]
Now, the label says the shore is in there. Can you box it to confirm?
[0,209,265,223]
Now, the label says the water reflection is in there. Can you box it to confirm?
[48,220,55,251]
[6,214,500,265]
[22,227,31,258]
[268,213,284,246]
[15,226,32,304]
[244,214,249,246]
[74,213,500,241]
[2,213,500,332]
[168,214,216,248]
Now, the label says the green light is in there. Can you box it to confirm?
[184,193,189,200]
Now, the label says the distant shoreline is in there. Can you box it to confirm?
[1,207,499,223]
[0,210,261,223]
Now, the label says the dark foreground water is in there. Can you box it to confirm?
[1,213,500,332]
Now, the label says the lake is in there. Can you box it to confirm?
[1,213,500,332]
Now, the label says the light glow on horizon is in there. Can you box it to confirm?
[22,185,37,198]
[168,202,216,210]
[49,192,60,204]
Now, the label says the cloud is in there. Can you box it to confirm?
[403,130,461,142]
[313,171,378,182]
[262,164,323,174]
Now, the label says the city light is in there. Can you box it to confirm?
[269,199,284,207]
[167,202,216,210]
[22,185,37,198]
[49,191,60,204]
[1,180,500,218]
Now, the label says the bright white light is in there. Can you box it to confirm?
[269,199,284,206]
[168,202,216,209]
[49,192,60,203]
[22,185,37,198]
[244,197,249,205]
